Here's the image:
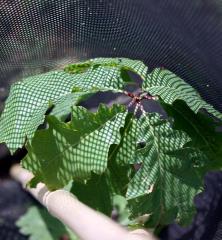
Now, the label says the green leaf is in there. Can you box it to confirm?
[16,206,78,240]
[0,58,147,153]
[70,173,113,216]
[0,71,85,153]
[70,126,134,218]
[106,148,132,197]
[64,57,148,93]
[65,57,148,81]
[71,179,131,225]
[143,68,222,120]
[49,93,86,121]
[104,114,138,196]
[115,114,139,165]
[112,195,131,225]
[70,173,132,225]
[162,100,222,167]
[64,62,91,74]
[127,113,207,226]
[22,104,127,190]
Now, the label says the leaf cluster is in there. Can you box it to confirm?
[1,57,222,235]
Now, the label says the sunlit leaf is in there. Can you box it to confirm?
[22,104,127,190]
[127,113,207,226]
[143,68,222,120]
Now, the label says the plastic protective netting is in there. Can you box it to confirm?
[1,0,222,112]
[1,1,222,240]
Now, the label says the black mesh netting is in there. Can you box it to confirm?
[1,0,222,239]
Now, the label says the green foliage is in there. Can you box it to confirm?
[143,68,222,120]
[127,113,207,227]
[22,104,127,190]
[112,195,131,225]
[0,57,147,153]
[1,57,222,237]
[65,58,148,80]
[16,206,78,240]
[0,71,85,153]
[71,173,113,216]
[162,100,222,168]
